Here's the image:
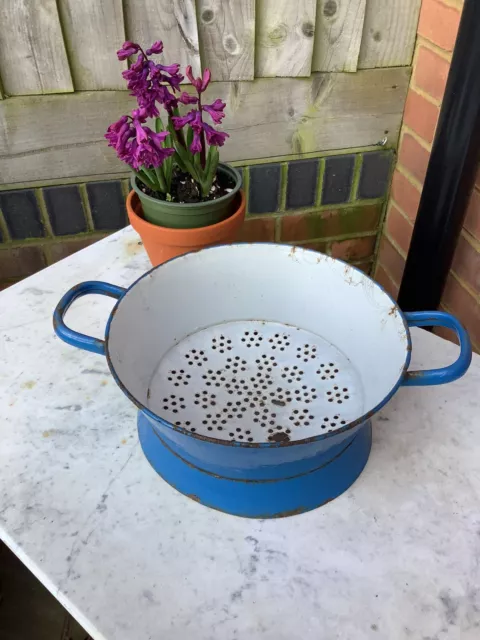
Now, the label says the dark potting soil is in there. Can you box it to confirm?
[137,168,235,204]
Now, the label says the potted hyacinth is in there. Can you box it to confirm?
[106,39,244,265]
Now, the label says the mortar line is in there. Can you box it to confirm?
[78,184,95,232]
[34,189,54,237]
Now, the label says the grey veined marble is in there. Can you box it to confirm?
[0,227,479,639]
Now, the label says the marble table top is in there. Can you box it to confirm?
[1,227,479,640]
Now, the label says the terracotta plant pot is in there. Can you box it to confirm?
[127,189,246,266]
[131,163,242,229]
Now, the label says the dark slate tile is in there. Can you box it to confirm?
[322,155,355,206]
[286,159,319,209]
[358,152,393,199]
[86,181,126,230]
[43,185,87,236]
[249,164,281,214]
[0,190,44,239]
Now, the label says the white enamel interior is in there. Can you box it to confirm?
[107,244,409,441]
[146,320,364,442]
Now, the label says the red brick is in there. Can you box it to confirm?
[280,204,382,242]
[476,165,480,191]
[441,274,480,348]
[391,170,422,221]
[331,236,376,261]
[414,46,451,102]
[451,233,480,295]
[238,217,275,242]
[0,245,46,280]
[298,240,328,253]
[45,236,105,264]
[398,133,431,184]
[418,0,461,51]
[353,260,373,275]
[377,235,406,286]
[374,263,399,300]
[385,204,414,255]
[403,90,440,144]
[464,187,480,243]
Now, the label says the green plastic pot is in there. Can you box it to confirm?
[131,163,242,229]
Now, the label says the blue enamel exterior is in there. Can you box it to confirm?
[401,311,472,386]
[138,412,373,518]
[52,248,473,517]
[53,281,125,355]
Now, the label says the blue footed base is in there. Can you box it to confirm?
[138,413,372,518]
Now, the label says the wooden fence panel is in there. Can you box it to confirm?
[123,0,201,80]
[255,0,317,77]
[0,68,409,184]
[57,0,126,90]
[0,0,73,95]
[196,0,255,81]
[358,0,421,68]
[313,0,366,72]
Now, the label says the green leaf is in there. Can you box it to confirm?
[186,127,193,150]
[167,121,202,183]
[142,166,158,185]
[194,153,209,197]
[204,145,219,195]
[134,170,156,191]
[173,150,187,173]
[164,155,173,192]
[154,165,167,193]
[155,116,165,134]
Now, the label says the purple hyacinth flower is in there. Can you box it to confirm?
[203,122,229,147]
[202,98,226,124]
[190,130,203,154]
[133,121,148,144]
[190,110,204,133]
[160,62,181,76]
[131,107,148,122]
[155,84,179,111]
[117,41,140,61]
[136,91,160,118]
[200,69,211,92]
[122,55,149,93]
[185,66,211,93]
[178,92,198,105]
[171,110,197,130]
[145,128,169,150]
[105,116,129,147]
[146,40,163,55]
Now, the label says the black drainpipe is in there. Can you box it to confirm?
[397,0,480,311]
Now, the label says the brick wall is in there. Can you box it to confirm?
[374,0,480,352]
[0,149,393,289]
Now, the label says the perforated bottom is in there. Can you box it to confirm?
[146,321,364,443]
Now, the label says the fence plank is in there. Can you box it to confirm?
[358,0,421,68]
[0,68,410,184]
[123,0,201,80]
[255,0,317,77]
[312,0,366,72]
[0,0,73,95]
[196,0,255,81]
[57,0,126,90]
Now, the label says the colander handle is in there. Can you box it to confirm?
[53,281,126,356]
[402,311,472,386]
